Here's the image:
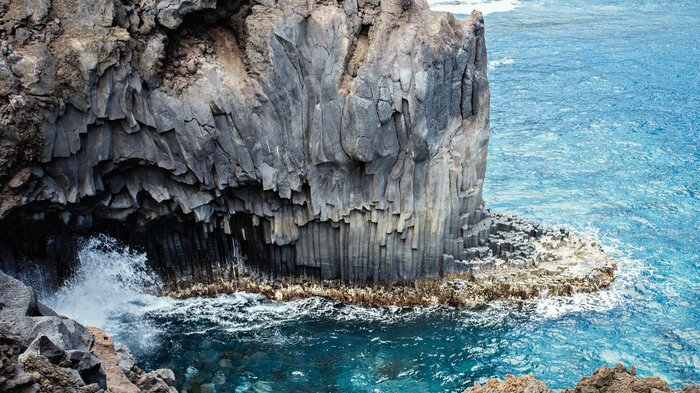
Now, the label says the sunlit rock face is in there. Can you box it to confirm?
[0,0,489,284]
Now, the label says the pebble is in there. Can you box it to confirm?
[186,61,197,74]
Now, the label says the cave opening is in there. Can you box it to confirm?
[0,204,287,293]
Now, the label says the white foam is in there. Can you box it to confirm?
[41,229,645,352]
[427,0,520,16]
[488,57,515,69]
[147,293,448,337]
[45,235,168,349]
[529,225,648,320]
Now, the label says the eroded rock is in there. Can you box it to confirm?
[166,214,617,307]
[0,0,493,286]
[465,364,700,393]
[0,271,177,392]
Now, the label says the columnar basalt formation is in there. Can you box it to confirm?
[165,214,618,308]
[0,0,490,285]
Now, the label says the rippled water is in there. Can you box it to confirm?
[45,1,700,392]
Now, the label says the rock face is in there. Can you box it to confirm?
[0,0,489,285]
[464,364,700,393]
[0,270,177,392]
[0,269,106,391]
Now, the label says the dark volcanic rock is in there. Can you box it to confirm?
[25,335,65,364]
[0,269,39,319]
[0,270,177,392]
[0,0,490,285]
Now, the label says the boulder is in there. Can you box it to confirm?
[0,272,106,389]
[63,350,107,389]
[464,364,700,393]
[464,375,553,393]
[23,335,65,364]
[114,344,136,377]
[154,368,176,386]
[137,370,177,393]
[23,0,52,25]
[0,332,39,393]
[0,271,39,322]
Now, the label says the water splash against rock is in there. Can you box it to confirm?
[46,236,167,350]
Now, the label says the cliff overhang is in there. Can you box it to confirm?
[0,0,492,287]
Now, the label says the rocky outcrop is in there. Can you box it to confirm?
[87,326,178,393]
[0,0,490,285]
[0,270,177,392]
[166,214,617,307]
[464,364,700,393]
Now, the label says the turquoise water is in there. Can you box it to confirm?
[47,1,700,392]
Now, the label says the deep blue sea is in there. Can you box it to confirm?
[45,1,700,392]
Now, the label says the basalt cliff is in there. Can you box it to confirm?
[0,0,614,298]
[0,0,492,286]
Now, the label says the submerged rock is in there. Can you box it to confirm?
[464,364,700,393]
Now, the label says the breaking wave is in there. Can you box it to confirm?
[45,235,168,349]
[40,230,643,354]
[427,0,520,16]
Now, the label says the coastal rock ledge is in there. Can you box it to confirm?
[167,213,617,308]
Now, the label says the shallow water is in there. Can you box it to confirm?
[45,1,700,392]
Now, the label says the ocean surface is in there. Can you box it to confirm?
[44,1,700,392]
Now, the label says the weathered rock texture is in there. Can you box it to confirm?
[86,326,178,393]
[0,0,489,285]
[0,270,177,392]
[464,364,700,393]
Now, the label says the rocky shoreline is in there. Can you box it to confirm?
[465,364,700,393]
[4,265,700,393]
[0,271,176,393]
[165,214,617,308]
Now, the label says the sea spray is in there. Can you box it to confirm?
[45,235,168,351]
[527,225,648,320]
[37,232,643,392]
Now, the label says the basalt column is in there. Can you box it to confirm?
[0,0,489,285]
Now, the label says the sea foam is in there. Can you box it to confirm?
[427,0,520,16]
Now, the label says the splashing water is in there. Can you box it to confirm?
[38,226,650,392]
[488,57,515,70]
[37,0,700,391]
[46,235,168,349]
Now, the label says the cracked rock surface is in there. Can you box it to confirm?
[0,0,489,284]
